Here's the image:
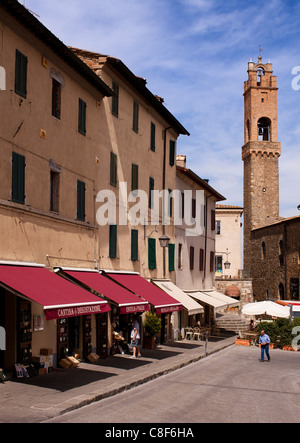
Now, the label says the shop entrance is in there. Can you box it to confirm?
[0,288,5,368]
[96,313,108,358]
[57,317,80,362]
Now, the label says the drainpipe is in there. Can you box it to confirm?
[162,127,171,278]
[204,194,213,283]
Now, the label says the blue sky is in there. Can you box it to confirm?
[21,0,300,217]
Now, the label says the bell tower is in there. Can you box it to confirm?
[242,56,281,271]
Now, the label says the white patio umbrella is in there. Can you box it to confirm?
[242,301,290,318]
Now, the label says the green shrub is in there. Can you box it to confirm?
[144,312,161,337]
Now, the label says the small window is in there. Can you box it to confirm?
[189,246,194,270]
[279,240,284,266]
[150,122,156,152]
[12,152,25,204]
[52,78,61,119]
[131,164,139,193]
[110,152,117,187]
[215,255,223,273]
[192,198,196,219]
[261,241,266,260]
[169,140,175,166]
[15,50,27,98]
[149,177,154,209]
[133,101,139,133]
[131,229,138,261]
[77,180,86,221]
[78,98,87,136]
[178,243,183,269]
[148,238,156,269]
[210,251,215,272]
[216,220,221,235]
[199,248,204,271]
[109,224,117,259]
[168,189,173,217]
[258,117,270,141]
[112,82,119,117]
[168,243,175,272]
[50,171,60,213]
[211,210,216,231]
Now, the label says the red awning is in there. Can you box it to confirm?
[106,273,182,314]
[0,265,110,320]
[65,270,149,315]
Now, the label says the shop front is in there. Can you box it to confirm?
[59,269,150,355]
[104,272,182,344]
[0,263,110,372]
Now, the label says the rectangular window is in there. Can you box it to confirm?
[215,255,223,273]
[133,101,139,133]
[168,189,173,217]
[148,238,156,270]
[52,78,61,119]
[189,246,194,270]
[112,82,119,117]
[78,98,87,136]
[199,248,204,271]
[109,224,117,259]
[77,180,85,221]
[178,243,183,269]
[210,251,215,272]
[131,229,138,261]
[211,210,216,231]
[15,50,27,98]
[216,220,221,235]
[192,198,196,219]
[169,140,175,166]
[168,243,175,272]
[12,152,25,204]
[131,164,139,193]
[50,171,60,213]
[149,177,154,209]
[150,122,156,152]
[110,152,117,187]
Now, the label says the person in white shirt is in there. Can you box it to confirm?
[130,315,141,358]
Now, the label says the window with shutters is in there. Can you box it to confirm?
[131,229,138,261]
[178,243,183,269]
[168,243,175,272]
[50,171,60,213]
[189,246,194,270]
[211,210,216,231]
[12,152,25,204]
[110,152,117,187]
[168,189,173,217]
[52,78,61,119]
[149,177,154,209]
[133,101,139,133]
[109,224,117,259]
[169,140,175,166]
[150,122,156,152]
[199,248,204,271]
[131,164,139,194]
[15,50,27,98]
[210,251,215,272]
[148,238,156,270]
[77,180,85,221]
[112,82,119,117]
[78,98,87,136]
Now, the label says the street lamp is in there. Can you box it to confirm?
[216,248,231,271]
[159,234,170,249]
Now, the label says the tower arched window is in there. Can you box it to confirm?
[257,67,264,85]
[257,117,271,141]
[246,119,250,142]
[261,241,266,260]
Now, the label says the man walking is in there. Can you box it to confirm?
[259,330,271,362]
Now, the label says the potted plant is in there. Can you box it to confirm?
[143,312,161,349]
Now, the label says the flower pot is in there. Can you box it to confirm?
[235,339,250,346]
[143,336,155,349]
[283,345,297,352]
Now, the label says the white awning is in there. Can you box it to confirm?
[186,291,227,311]
[242,301,290,318]
[202,290,240,308]
[152,280,204,316]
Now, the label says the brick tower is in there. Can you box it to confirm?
[242,56,281,272]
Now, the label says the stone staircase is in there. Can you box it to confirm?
[213,312,249,336]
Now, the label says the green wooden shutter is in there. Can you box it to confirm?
[78,98,87,135]
[168,243,175,272]
[109,224,117,258]
[149,176,154,209]
[131,229,138,261]
[12,152,25,204]
[169,140,175,166]
[15,50,27,98]
[150,122,156,152]
[148,238,156,270]
[110,152,117,186]
[77,180,85,221]
[131,164,139,192]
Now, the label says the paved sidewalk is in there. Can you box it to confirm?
[0,335,236,423]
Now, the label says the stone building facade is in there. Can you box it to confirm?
[242,57,300,301]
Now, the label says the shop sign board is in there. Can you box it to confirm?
[119,304,149,315]
[45,303,110,320]
[156,305,182,315]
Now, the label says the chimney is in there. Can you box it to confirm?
[176,154,186,168]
